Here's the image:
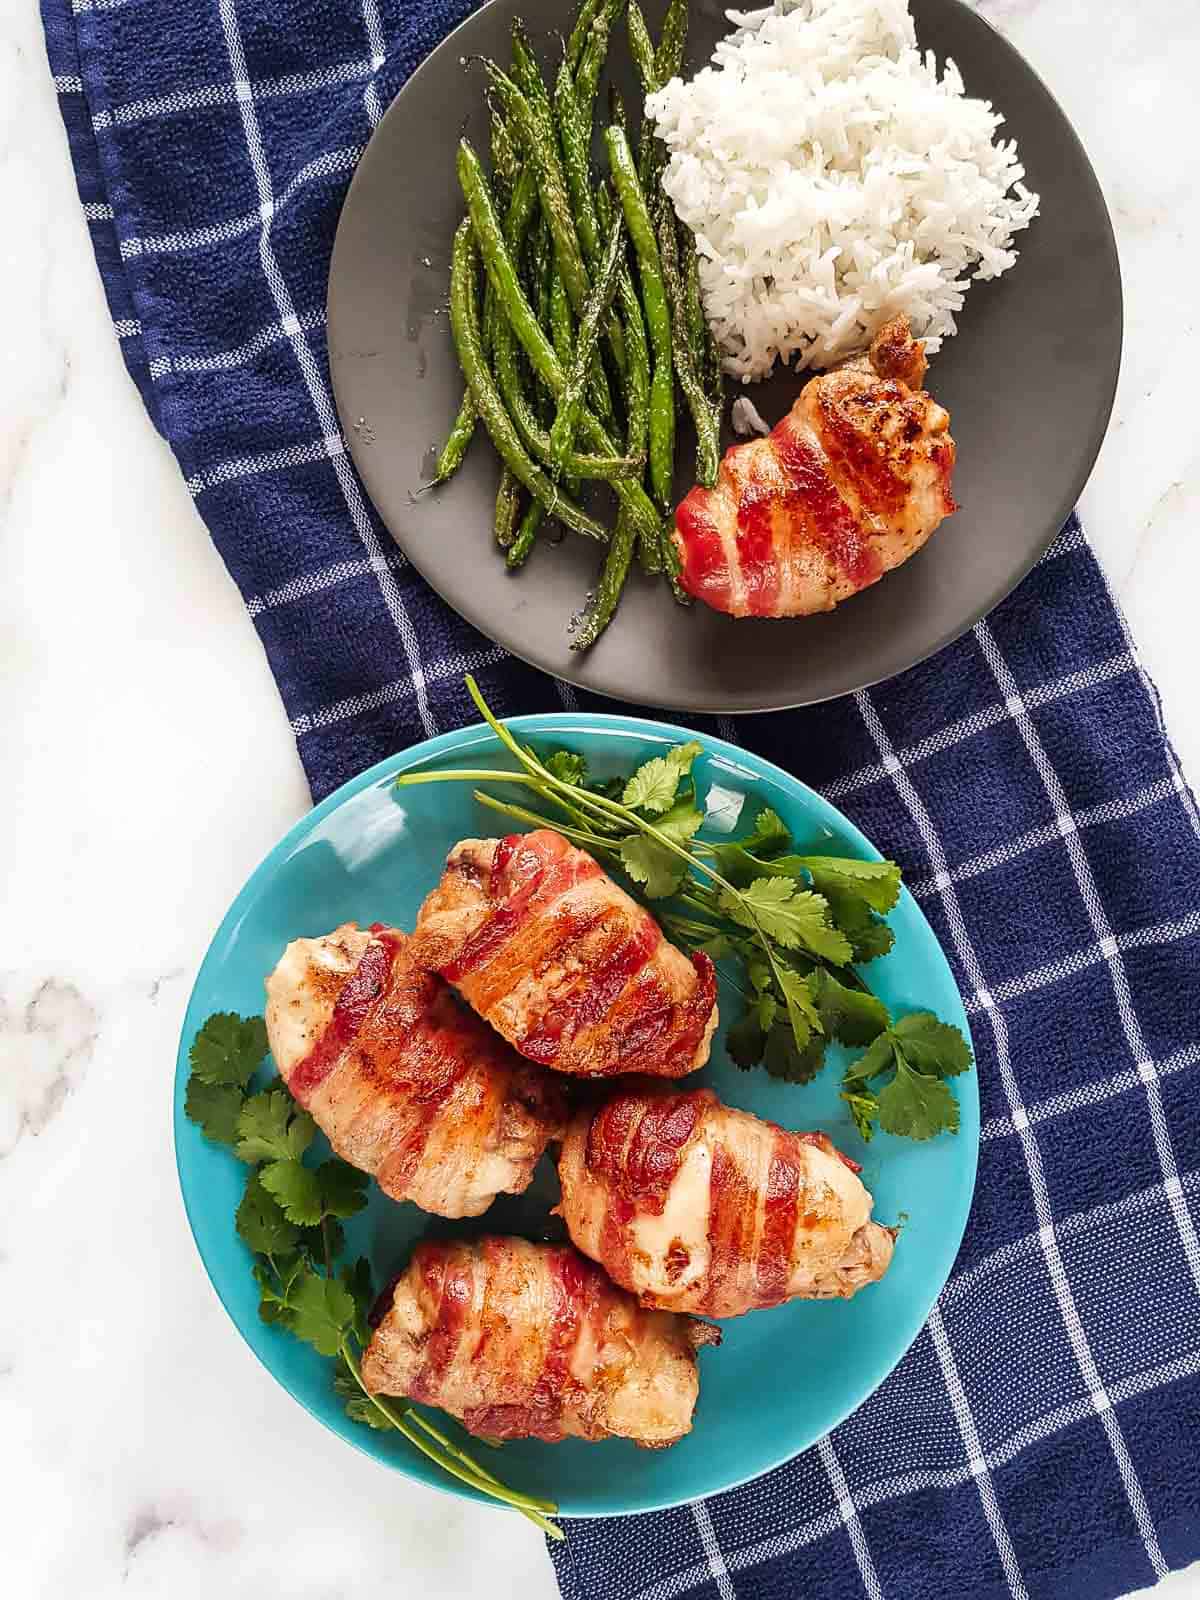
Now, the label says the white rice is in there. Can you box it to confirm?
[646,0,1040,381]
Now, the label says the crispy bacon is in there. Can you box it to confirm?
[672,316,956,618]
[264,925,565,1219]
[361,1236,720,1448]
[558,1084,895,1317]
[411,831,719,1078]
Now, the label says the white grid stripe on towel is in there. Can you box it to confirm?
[690,1501,737,1600]
[980,1039,1200,1144]
[817,1435,883,1600]
[359,0,386,126]
[975,619,1200,1297]
[90,60,372,131]
[853,684,1168,1584]
[217,0,436,737]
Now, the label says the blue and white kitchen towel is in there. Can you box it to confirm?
[43,1,1200,1595]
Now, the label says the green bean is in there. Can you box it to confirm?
[575,0,624,113]
[597,182,656,570]
[494,467,521,547]
[605,125,674,510]
[448,219,610,543]
[627,2,658,95]
[432,390,476,483]
[654,0,689,86]
[546,270,583,494]
[490,101,520,198]
[566,0,606,71]
[506,496,545,570]
[550,212,626,473]
[493,314,643,479]
[457,141,662,544]
[658,209,718,485]
[682,224,723,409]
[489,64,590,318]
[572,508,636,651]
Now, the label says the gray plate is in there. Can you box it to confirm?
[328,0,1121,714]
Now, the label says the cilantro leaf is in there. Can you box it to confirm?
[877,1057,960,1140]
[622,741,703,815]
[319,1159,370,1219]
[721,879,853,964]
[235,1089,316,1165]
[260,1158,325,1225]
[797,856,902,915]
[841,1031,897,1089]
[843,1089,880,1143]
[742,806,791,855]
[763,1023,826,1084]
[289,1267,358,1357]
[726,1008,766,1069]
[808,968,890,1047]
[253,1252,305,1327]
[335,1360,395,1430]
[620,835,686,898]
[184,1078,245,1147]
[189,1013,268,1087]
[778,968,821,1049]
[542,748,588,785]
[654,800,704,846]
[891,1013,974,1077]
[822,884,895,964]
[236,1170,302,1254]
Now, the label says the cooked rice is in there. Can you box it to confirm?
[646,0,1040,380]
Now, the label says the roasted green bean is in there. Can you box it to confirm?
[432,390,476,483]
[627,2,658,95]
[457,139,662,544]
[658,209,718,485]
[654,0,689,85]
[506,496,545,570]
[448,218,610,543]
[549,212,626,473]
[605,124,674,511]
[494,467,521,547]
[566,0,606,71]
[572,507,636,650]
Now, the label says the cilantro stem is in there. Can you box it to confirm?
[337,1342,562,1536]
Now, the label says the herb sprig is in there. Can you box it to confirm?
[184,1012,562,1537]
[396,677,972,1140]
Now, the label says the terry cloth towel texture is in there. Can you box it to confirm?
[43,1,1200,1597]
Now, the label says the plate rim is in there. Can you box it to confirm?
[327,0,1123,716]
[174,711,981,1516]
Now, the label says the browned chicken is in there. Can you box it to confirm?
[410,830,719,1079]
[673,315,956,617]
[264,924,564,1218]
[557,1084,894,1318]
[362,1235,720,1447]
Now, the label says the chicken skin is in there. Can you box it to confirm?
[557,1084,894,1318]
[264,924,564,1219]
[410,830,719,1079]
[673,316,956,617]
[362,1235,720,1447]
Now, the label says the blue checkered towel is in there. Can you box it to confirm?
[44,0,1200,1594]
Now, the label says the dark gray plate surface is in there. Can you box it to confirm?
[328,0,1121,713]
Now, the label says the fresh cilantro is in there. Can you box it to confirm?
[654,799,704,846]
[253,1252,305,1327]
[720,878,853,964]
[236,1170,302,1254]
[620,834,686,898]
[189,1013,267,1087]
[742,806,791,855]
[763,1022,826,1084]
[319,1159,371,1219]
[622,741,703,815]
[334,1357,396,1429]
[288,1266,358,1357]
[260,1158,325,1225]
[890,1012,974,1076]
[778,968,821,1048]
[235,1088,316,1164]
[807,968,890,1047]
[542,748,588,785]
[725,1009,766,1069]
[792,856,901,915]
[878,1058,961,1140]
[823,884,896,964]
[184,1077,245,1147]
[840,1013,972,1140]
[340,1256,376,1345]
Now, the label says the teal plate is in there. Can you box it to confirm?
[175,715,978,1518]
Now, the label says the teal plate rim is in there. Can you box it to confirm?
[174,712,980,1518]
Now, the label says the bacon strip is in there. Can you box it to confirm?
[412,831,718,1079]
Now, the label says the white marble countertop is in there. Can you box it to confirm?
[3,0,1198,1595]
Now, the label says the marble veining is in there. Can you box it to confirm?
[2,0,1198,1596]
